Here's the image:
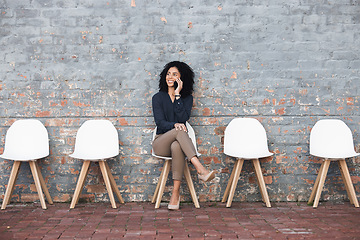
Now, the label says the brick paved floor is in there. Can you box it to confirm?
[1,201,360,239]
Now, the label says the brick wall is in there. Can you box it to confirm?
[0,0,359,204]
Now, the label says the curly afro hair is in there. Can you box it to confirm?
[158,61,195,97]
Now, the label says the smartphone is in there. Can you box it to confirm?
[174,80,178,89]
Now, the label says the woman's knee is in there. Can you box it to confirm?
[175,129,189,139]
[170,141,181,152]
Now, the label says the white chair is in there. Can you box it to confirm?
[151,122,200,208]
[308,119,360,208]
[1,119,53,210]
[69,120,124,209]
[221,118,272,208]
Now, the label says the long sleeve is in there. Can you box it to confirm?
[152,93,176,133]
[174,95,193,123]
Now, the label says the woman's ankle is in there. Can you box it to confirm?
[172,189,180,196]
[196,166,209,175]
[199,169,209,176]
[190,157,209,175]
[170,191,180,204]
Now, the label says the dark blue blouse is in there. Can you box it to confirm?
[152,91,193,134]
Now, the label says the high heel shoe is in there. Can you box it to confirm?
[198,170,216,182]
[168,196,180,210]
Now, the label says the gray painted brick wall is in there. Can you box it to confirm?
[0,0,359,204]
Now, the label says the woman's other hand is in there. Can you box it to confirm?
[174,123,187,132]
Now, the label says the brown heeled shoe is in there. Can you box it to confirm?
[198,170,216,182]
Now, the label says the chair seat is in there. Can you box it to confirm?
[0,154,41,161]
[311,152,360,159]
[226,152,273,160]
[152,153,172,160]
[69,153,118,161]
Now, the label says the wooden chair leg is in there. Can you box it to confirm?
[338,159,359,207]
[152,161,167,204]
[256,173,267,204]
[29,161,47,210]
[104,162,124,204]
[253,161,266,203]
[221,160,239,203]
[75,162,91,206]
[70,161,91,209]
[6,161,22,206]
[308,161,325,205]
[1,161,21,210]
[99,161,117,209]
[313,159,330,208]
[226,159,244,208]
[35,161,53,205]
[338,160,354,205]
[184,162,200,208]
[155,160,170,209]
[252,159,271,208]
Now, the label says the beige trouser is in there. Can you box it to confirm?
[152,128,197,181]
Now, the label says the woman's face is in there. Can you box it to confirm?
[166,67,181,88]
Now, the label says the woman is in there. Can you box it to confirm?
[152,61,215,210]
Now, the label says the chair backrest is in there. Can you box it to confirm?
[0,119,49,161]
[185,122,199,155]
[224,118,273,159]
[310,119,359,159]
[152,122,200,159]
[69,120,119,160]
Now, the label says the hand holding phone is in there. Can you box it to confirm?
[175,78,183,95]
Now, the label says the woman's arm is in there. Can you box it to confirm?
[152,93,176,132]
[174,95,193,123]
